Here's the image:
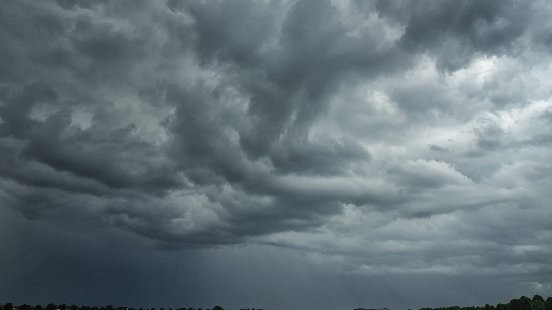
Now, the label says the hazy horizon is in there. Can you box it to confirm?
[1,1,552,310]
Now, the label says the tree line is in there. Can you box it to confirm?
[0,304,227,310]
[420,295,552,310]
[2,295,549,310]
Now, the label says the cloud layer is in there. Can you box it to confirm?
[2,1,552,309]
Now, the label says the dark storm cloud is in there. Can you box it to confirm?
[388,0,532,71]
[2,1,552,309]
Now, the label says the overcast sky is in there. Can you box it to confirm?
[1,1,552,309]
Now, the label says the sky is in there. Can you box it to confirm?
[1,1,552,309]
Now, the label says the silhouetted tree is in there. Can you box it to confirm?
[511,297,533,310]
[418,295,552,310]
[533,295,546,310]
[545,298,552,310]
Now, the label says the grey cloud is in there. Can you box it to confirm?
[269,136,370,176]
[0,0,548,251]
[473,118,505,153]
[2,1,552,309]
[392,0,531,71]
[179,0,408,160]
[430,144,449,152]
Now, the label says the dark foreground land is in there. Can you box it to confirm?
[1,295,550,310]
[420,295,552,310]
